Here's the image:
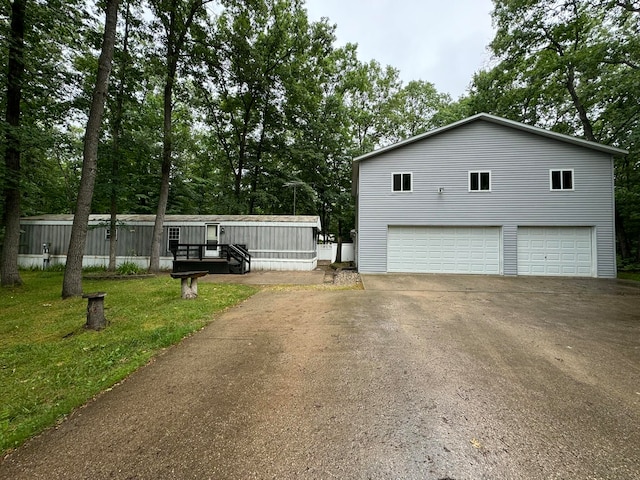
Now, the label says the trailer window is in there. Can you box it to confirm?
[168,227,180,252]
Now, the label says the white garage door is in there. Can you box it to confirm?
[387,226,501,274]
[517,227,593,277]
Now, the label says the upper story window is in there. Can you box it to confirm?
[168,226,180,252]
[392,172,412,192]
[550,169,574,190]
[469,171,491,191]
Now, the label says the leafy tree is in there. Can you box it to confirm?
[1,0,90,285]
[86,0,160,269]
[62,0,120,298]
[106,0,134,270]
[191,0,302,213]
[470,0,640,261]
[147,0,212,273]
[285,41,356,241]
[342,58,402,154]
[1,0,26,287]
[387,80,452,143]
[0,0,462,267]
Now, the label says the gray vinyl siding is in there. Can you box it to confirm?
[19,224,71,256]
[357,121,616,277]
[20,224,156,258]
[222,225,316,260]
[19,216,319,264]
[502,225,518,276]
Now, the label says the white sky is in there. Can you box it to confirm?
[304,0,496,99]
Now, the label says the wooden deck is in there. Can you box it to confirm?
[171,244,251,274]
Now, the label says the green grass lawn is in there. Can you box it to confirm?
[0,271,257,455]
[618,271,640,282]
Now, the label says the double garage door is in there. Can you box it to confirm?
[387,226,593,276]
[387,226,501,274]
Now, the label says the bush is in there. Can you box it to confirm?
[617,256,640,272]
[116,261,141,275]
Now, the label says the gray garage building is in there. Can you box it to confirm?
[352,113,627,277]
[18,214,321,271]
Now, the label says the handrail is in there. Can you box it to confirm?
[229,244,251,273]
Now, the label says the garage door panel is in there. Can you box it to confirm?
[388,227,501,274]
[517,227,593,277]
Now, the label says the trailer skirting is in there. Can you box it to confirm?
[17,254,318,272]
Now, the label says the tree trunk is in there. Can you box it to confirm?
[108,0,131,271]
[565,64,596,142]
[62,0,119,298]
[148,0,206,272]
[148,63,175,273]
[1,0,26,287]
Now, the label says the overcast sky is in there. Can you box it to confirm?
[304,0,496,99]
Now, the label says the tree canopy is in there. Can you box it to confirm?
[2,0,639,281]
[466,0,640,263]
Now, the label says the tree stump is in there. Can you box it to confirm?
[83,292,107,330]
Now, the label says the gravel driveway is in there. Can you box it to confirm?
[1,274,639,479]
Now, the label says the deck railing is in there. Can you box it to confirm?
[171,243,251,274]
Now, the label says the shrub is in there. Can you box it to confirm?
[116,261,141,275]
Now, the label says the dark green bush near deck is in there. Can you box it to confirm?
[0,271,256,455]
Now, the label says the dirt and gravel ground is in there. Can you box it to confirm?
[1,273,639,479]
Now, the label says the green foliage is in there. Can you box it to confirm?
[0,0,456,247]
[0,271,257,454]
[387,80,452,143]
[81,265,107,273]
[469,0,640,261]
[115,261,141,275]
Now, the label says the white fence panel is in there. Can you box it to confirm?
[317,243,354,263]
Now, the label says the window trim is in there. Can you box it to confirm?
[468,170,492,192]
[550,169,574,191]
[391,172,413,192]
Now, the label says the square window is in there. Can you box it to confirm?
[105,228,117,241]
[392,173,412,192]
[550,169,574,190]
[469,171,491,191]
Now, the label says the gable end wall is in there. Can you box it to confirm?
[357,121,616,277]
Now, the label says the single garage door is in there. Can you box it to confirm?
[517,227,593,276]
[387,226,501,274]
